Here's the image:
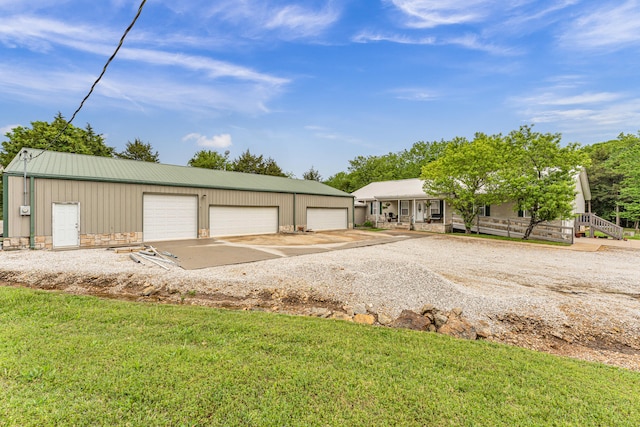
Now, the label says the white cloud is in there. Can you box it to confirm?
[305,126,366,147]
[0,63,281,115]
[185,0,340,40]
[559,1,640,50]
[510,81,640,142]
[265,3,340,38]
[0,15,289,87]
[182,133,233,148]
[352,30,435,45]
[519,92,623,106]
[352,30,513,55]
[388,0,492,28]
[118,48,288,85]
[0,15,110,52]
[1,123,20,136]
[391,88,438,101]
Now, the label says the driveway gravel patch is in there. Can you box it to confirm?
[1,233,639,370]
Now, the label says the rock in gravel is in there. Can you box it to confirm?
[475,320,492,339]
[142,285,156,296]
[391,310,430,331]
[354,313,376,325]
[343,306,355,317]
[307,307,332,318]
[377,311,394,326]
[352,303,368,315]
[438,317,477,340]
[433,313,449,328]
[420,304,435,315]
[331,312,353,322]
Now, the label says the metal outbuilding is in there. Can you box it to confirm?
[2,149,354,249]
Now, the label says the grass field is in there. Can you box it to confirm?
[1,286,639,426]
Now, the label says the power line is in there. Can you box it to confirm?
[33,0,147,157]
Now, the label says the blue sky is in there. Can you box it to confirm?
[1,0,640,178]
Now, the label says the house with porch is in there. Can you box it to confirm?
[352,170,619,242]
[351,178,452,233]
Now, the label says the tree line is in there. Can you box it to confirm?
[2,115,639,233]
[0,115,316,220]
[0,114,305,178]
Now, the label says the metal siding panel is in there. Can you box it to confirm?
[19,177,348,239]
[7,176,26,237]
[296,195,353,227]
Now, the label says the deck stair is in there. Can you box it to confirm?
[575,213,623,240]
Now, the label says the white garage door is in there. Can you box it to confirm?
[307,208,348,231]
[143,194,198,242]
[210,206,278,237]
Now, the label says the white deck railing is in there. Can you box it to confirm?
[574,213,623,240]
[452,215,574,243]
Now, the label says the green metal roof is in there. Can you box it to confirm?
[3,149,352,198]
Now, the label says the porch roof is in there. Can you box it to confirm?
[352,178,431,201]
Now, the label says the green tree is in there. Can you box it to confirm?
[324,140,449,193]
[303,166,322,181]
[609,133,640,229]
[116,138,159,162]
[504,125,588,239]
[397,140,450,178]
[347,153,402,190]
[421,133,507,233]
[230,149,287,177]
[324,171,356,193]
[1,114,114,220]
[0,113,114,166]
[583,140,624,223]
[188,150,230,170]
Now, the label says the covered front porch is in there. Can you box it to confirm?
[364,198,452,233]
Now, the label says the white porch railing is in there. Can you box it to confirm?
[574,213,623,240]
[452,215,574,243]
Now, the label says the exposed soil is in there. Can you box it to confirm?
[1,232,639,371]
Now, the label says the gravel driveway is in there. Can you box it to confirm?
[1,233,639,369]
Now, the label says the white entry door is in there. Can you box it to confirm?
[415,201,425,222]
[52,203,79,248]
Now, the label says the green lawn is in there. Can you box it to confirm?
[1,287,638,426]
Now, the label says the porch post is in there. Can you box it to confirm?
[413,199,416,223]
[397,199,400,223]
[443,199,447,230]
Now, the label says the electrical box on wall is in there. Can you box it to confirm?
[19,205,31,216]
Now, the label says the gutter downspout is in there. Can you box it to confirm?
[293,193,296,232]
[2,174,8,242]
[29,176,35,249]
[352,197,355,229]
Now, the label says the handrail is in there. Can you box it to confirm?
[575,213,623,240]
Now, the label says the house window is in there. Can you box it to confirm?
[478,205,491,217]
[400,201,409,216]
[430,200,440,216]
[370,202,378,215]
[518,209,530,218]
